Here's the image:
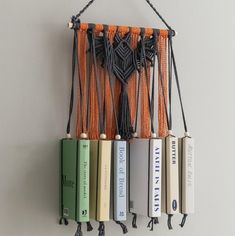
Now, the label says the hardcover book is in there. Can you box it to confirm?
[61,139,77,220]
[76,140,90,222]
[165,135,179,214]
[113,140,127,221]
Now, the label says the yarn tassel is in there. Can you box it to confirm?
[179,214,188,228]
[75,222,83,236]
[118,85,133,140]
[167,214,173,230]
[98,222,105,236]
[86,221,93,232]
[59,217,68,226]
[132,213,137,228]
[147,217,159,231]
[115,221,128,234]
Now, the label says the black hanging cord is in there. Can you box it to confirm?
[132,213,137,228]
[75,222,83,236]
[59,217,69,226]
[169,36,188,133]
[180,214,188,228]
[147,217,159,231]
[86,222,94,232]
[145,0,174,32]
[167,214,173,230]
[73,0,174,33]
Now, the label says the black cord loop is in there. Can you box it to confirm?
[180,214,188,228]
[132,213,138,228]
[115,221,128,234]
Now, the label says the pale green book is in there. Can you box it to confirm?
[77,140,90,222]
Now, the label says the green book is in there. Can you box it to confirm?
[61,139,77,220]
[76,140,90,222]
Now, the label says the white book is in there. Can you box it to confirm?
[129,139,149,216]
[149,139,162,218]
[129,138,162,218]
[113,140,127,221]
[180,136,194,214]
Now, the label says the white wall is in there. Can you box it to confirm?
[0,0,235,235]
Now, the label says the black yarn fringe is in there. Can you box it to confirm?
[98,222,105,236]
[118,86,133,140]
[179,214,188,228]
[147,217,159,231]
[132,213,137,229]
[59,217,69,225]
[86,221,93,232]
[115,221,128,234]
[167,214,173,230]
[75,222,83,236]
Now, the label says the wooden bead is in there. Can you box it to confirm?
[66,133,72,139]
[168,130,173,136]
[80,133,88,139]
[132,132,138,138]
[151,133,157,139]
[115,135,121,140]
[100,133,107,140]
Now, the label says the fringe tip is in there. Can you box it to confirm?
[147,217,159,231]
[59,217,69,225]
[179,214,188,228]
[98,222,105,236]
[167,214,173,230]
[132,213,137,229]
[86,221,93,232]
[75,222,83,236]
[115,221,128,234]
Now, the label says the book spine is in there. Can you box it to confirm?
[113,141,127,221]
[97,140,112,221]
[149,139,162,218]
[165,135,179,214]
[77,140,90,222]
[89,140,99,220]
[181,137,194,214]
[61,139,77,220]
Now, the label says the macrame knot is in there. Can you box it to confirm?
[179,214,188,228]
[71,16,80,30]
[132,213,138,229]
[115,221,128,234]
[59,217,68,226]
[118,83,134,140]
[147,217,159,231]
[86,221,93,232]
[167,214,173,230]
[98,222,105,236]
[75,222,83,236]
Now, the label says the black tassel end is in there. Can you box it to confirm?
[167,214,173,230]
[98,222,105,236]
[86,221,93,232]
[59,217,69,225]
[147,217,159,231]
[75,222,83,236]
[115,221,128,234]
[118,85,134,140]
[179,214,188,228]
[132,213,137,229]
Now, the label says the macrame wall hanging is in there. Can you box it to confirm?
[60,0,194,235]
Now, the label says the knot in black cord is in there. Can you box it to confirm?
[71,16,80,30]
[132,213,137,229]
[115,221,128,234]
[167,214,173,230]
[86,222,93,232]
[59,217,69,226]
[147,217,159,231]
[75,222,83,236]
[179,214,188,228]
[98,222,105,236]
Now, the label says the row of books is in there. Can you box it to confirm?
[60,135,194,233]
